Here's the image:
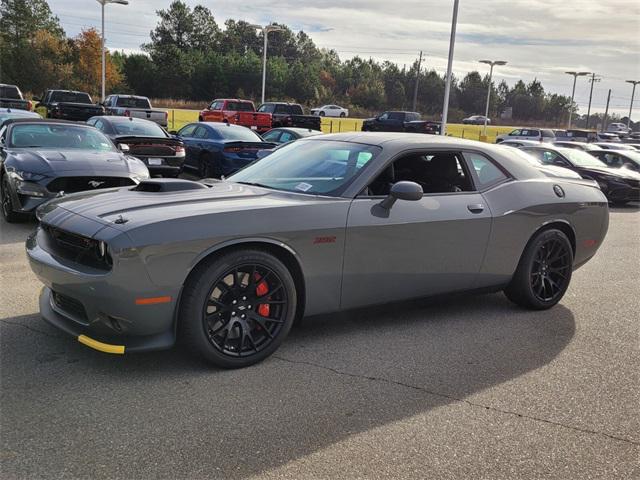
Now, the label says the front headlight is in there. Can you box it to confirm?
[10,170,46,182]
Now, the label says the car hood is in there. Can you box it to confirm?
[578,165,640,180]
[7,148,146,175]
[38,181,338,233]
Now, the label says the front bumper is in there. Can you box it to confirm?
[26,228,178,353]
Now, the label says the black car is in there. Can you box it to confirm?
[0,108,41,128]
[0,119,149,222]
[590,149,640,173]
[257,102,321,130]
[520,145,640,205]
[261,127,322,145]
[35,90,104,122]
[362,111,440,134]
[175,122,276,178]
[87,116,185,177]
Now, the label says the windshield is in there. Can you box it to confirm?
[115,97,151,108]
[9,124,116,151]
[113,120,167,137]
[214,126,264,142]
[49,91,92,104]
[618,151,640,164]
[229,140,381,196]
[562,149,608,167]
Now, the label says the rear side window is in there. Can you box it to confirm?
[0,85,22,99]
[257,104,275,113]
[464,152,508,189]
[527,130,540,137]
[226,102,254,112]
[274,104,290,114]
[178,124,198,137]
[388,112,404,121]
[50,91,92,104]
[542,130,555,138]
[115,97,151,109]
[279,132,295,143]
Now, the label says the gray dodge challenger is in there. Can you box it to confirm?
[27,133,609,368]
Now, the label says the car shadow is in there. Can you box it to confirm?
[609,201,640,213]
[0,216,37,246]
[1,292,575,479]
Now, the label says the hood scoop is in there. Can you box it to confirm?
[132,179,209,192]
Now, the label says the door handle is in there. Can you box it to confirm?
[467,203,485,214]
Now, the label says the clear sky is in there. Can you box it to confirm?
[50,0,640,117]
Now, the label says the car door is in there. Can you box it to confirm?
[177,123,199,168]
[341,149,493,309]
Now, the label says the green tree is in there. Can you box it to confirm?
[0,0,64,87]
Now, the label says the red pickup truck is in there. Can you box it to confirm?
[199,99,272,133]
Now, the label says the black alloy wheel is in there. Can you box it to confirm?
[202,263,288,358]
[529,237,571,302]
[1,176,22,223]
[179,249,297,368]
[504,228,573,310]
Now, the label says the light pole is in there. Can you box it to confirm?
[251,24,283,104]
[96,0,128,102]
[586,73,601,130]
[479,59,506,135]
[564,71,590,129]
[440,0,459,136]
[625,80,640,129]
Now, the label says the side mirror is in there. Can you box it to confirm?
[118,143,130,153]
[379,181,423,210]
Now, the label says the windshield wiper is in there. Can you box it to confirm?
[235,181,279,190]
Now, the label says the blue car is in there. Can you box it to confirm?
[175,122,276,178]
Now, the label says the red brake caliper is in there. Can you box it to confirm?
[254,273,270,317]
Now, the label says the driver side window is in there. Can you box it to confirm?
[365,151,473,196]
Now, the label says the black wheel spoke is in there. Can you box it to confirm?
[202,262,288,357]
[529,237,571,303]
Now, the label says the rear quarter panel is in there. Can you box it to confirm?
[478,179,609,287]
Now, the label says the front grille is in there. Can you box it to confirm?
[52,291,87,321]
[42,224,112,271]
[46,176,135,194]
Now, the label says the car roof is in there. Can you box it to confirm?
[271,127,322,134]
[46,89,89,94]
[0,108,39,115]
[198,122,254,130]
[2,118,82,127]
[109,94,147,98]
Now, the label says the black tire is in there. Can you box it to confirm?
[1,176,24,223]
[199,153,220,179]
[339,112,346,118]
[179,249,297,368]
[319,111,325,117]
[504,228,573,310]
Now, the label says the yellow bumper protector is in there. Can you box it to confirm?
[78,335,125,355]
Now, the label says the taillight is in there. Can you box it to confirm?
[164,111,168,121]
[124,110,130,117]
[235,114,240,122]
[224,146,242,153]
[175,146,185,157]
[27,100,33,111]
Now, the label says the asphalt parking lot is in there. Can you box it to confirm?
[1,206,639,479]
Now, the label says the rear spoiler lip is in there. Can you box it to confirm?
[111,135,181,145]
[222,141,277,150]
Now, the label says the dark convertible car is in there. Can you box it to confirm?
[87,116,185,177]
[28,133,608,368]
[0,119,149,222]
[175,122,276,178]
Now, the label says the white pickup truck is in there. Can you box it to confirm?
[103,94,168,127]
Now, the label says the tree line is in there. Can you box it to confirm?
[1,0,612,125]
